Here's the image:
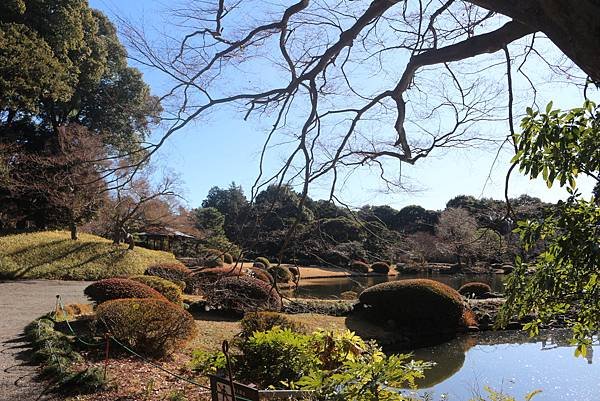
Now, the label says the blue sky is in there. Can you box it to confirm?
[90,0,596,211]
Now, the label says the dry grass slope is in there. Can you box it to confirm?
[0,231,178,280]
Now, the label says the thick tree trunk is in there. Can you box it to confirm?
[468,0,600,82]
[70,222,78,240]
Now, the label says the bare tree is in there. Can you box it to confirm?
[120,0,598,205]
[435,207,479,266]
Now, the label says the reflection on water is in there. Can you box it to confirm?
[408,330,600,401]
[290,273,505,299]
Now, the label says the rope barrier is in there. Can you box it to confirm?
[54,295,212,393]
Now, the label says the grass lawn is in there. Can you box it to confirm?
[0,231,179,280]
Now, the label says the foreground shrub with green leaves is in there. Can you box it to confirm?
[95,298,196,357]
[84,278,167,304]
[130,275,184,305]
[191,328,431,398]
[359,279,466,330]
[240,312,305,338]
[24,316,106,393]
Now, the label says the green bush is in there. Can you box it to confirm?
[359,279,466,329]
[252,261,266,269]
[24,316,106,393]
[201,248,225,268]
[84,278,166,304]
[255,257,271,269]
[348,260,370,273]
[145,263,192,282]
[130,275,184,305]
[370,261,390,274]
[223,252,234,264]
[268,265,293,283]
[240,312,305,338]
[458,282,492,298]
[95,298,196,357]
[204,276,282,313]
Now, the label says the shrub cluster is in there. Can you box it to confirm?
[348,260,370,273]
[370,261,390,274]
[359,279,466,330]
[254,257,271,269]
[185,265,245,294]
[130,275,184,305]
[268,265,293,283]
[145,263,192,282]
[25,316,106,393]
[84,278,166,305]
[458,282,492,298]
[204,276,282,313]
[288,266,300,278]
[95,298,196,357]
[253,261,266,269]
[240,312,305,338]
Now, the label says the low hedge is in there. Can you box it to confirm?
[130,275,184,305]
[254,257,271,269]
[145,263,192,282]
[204,276,282,313]
[371,262,390,274]
[240,312,305,338]
[95,298,196,357]
[458,282,492,298]
[268,265,293,283]
[24,316,106,393]
[359,279,466,330]
[349,260,370,273]
[84,278,166,305]
[185,266,245,294]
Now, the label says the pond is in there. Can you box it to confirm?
[289,273,506,299]
[405,330,600,401]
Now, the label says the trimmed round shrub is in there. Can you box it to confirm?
[458,282,492,298]
[205,258,224,268]
[240,312,305,338]
[95,298,196,357]
[254,257,271,269]
[268,265,293,283]
[184,266,245,294]
[248,267,273,284]
[371,261,390,274]
[130,275,184,305]
[349,260,370,273]
[223,252,234,264]
[359,279,466,330]
[205,276,282,313]
[145,263,191,282]
[197,248,225,268]
[253,261,266,269]
[84,278,166,305]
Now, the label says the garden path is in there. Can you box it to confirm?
[0,280,90,401]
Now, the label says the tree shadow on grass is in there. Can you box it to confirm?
[11,242,97,278]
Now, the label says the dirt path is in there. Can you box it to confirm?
[0,280,90,401]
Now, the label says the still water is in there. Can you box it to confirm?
[289,275,600,400]
[407,330,600,401]
[290,273,506,299]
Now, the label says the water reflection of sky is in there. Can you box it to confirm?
[409,331,600,401]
